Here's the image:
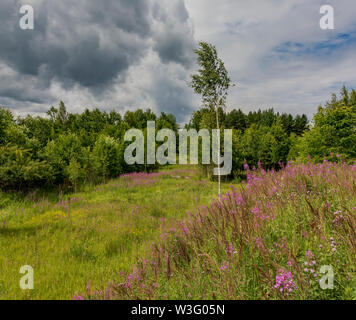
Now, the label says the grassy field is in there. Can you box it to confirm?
[1,162,355,300]
[92,161,355,300]
[0,166,231,300]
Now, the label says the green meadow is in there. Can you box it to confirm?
[0,166,230,300]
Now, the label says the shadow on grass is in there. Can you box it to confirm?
[0,226,37,237]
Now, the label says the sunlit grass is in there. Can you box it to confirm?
[0,166,231,300]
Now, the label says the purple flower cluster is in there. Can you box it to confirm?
[303,251,318,277]
[330,237,337,253]
[225,243,237,256]
[274,269,298,294]
[332,211,343,225]
[305,250,314,260]
[254,237,265,250]
[220,262,230,271]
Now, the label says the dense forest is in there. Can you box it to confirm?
[0,85,355,191]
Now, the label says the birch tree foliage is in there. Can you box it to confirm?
[190,41,232,114]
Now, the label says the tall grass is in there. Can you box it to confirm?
[0,166,231,299]
[94,160,356,300]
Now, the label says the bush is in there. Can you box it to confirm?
[43,133,86,183]
[92,135,122,180]
[0,108,14,145]
[295,104,356,162]
[0,145,52,190]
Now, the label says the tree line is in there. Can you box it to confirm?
[0,84,355,191]
[185,86,355,179]
[0,105,177,190]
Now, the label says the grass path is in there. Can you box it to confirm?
[0,166,231,299]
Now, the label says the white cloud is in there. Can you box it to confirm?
[185,0,356,118]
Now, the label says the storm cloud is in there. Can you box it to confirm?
[0,0,196,121]
[1,1,356,123]
[0,0,194,88]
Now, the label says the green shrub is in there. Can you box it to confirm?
[92,135,122,180]
[0,145,52,189]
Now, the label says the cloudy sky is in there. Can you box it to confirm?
[0,0,355,123]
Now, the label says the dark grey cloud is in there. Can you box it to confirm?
[0,0,195,95]
[0,0,150,89]
[154,32,195,67]
[152,0,195,67]
[0,0,198,122]
[86,0,152,37]
[150,73,195,123]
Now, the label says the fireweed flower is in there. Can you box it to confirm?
[181,225,189,235]
[305,251,314,260]
[330,238,337,253]
[235,197,244,206]
[268,187,277,196]
[226,243,237,255]
[332,211,343,225]
[254,237,264,249]
[220,262,230,271]
[274,269,298,295]
[266,202,273,210]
